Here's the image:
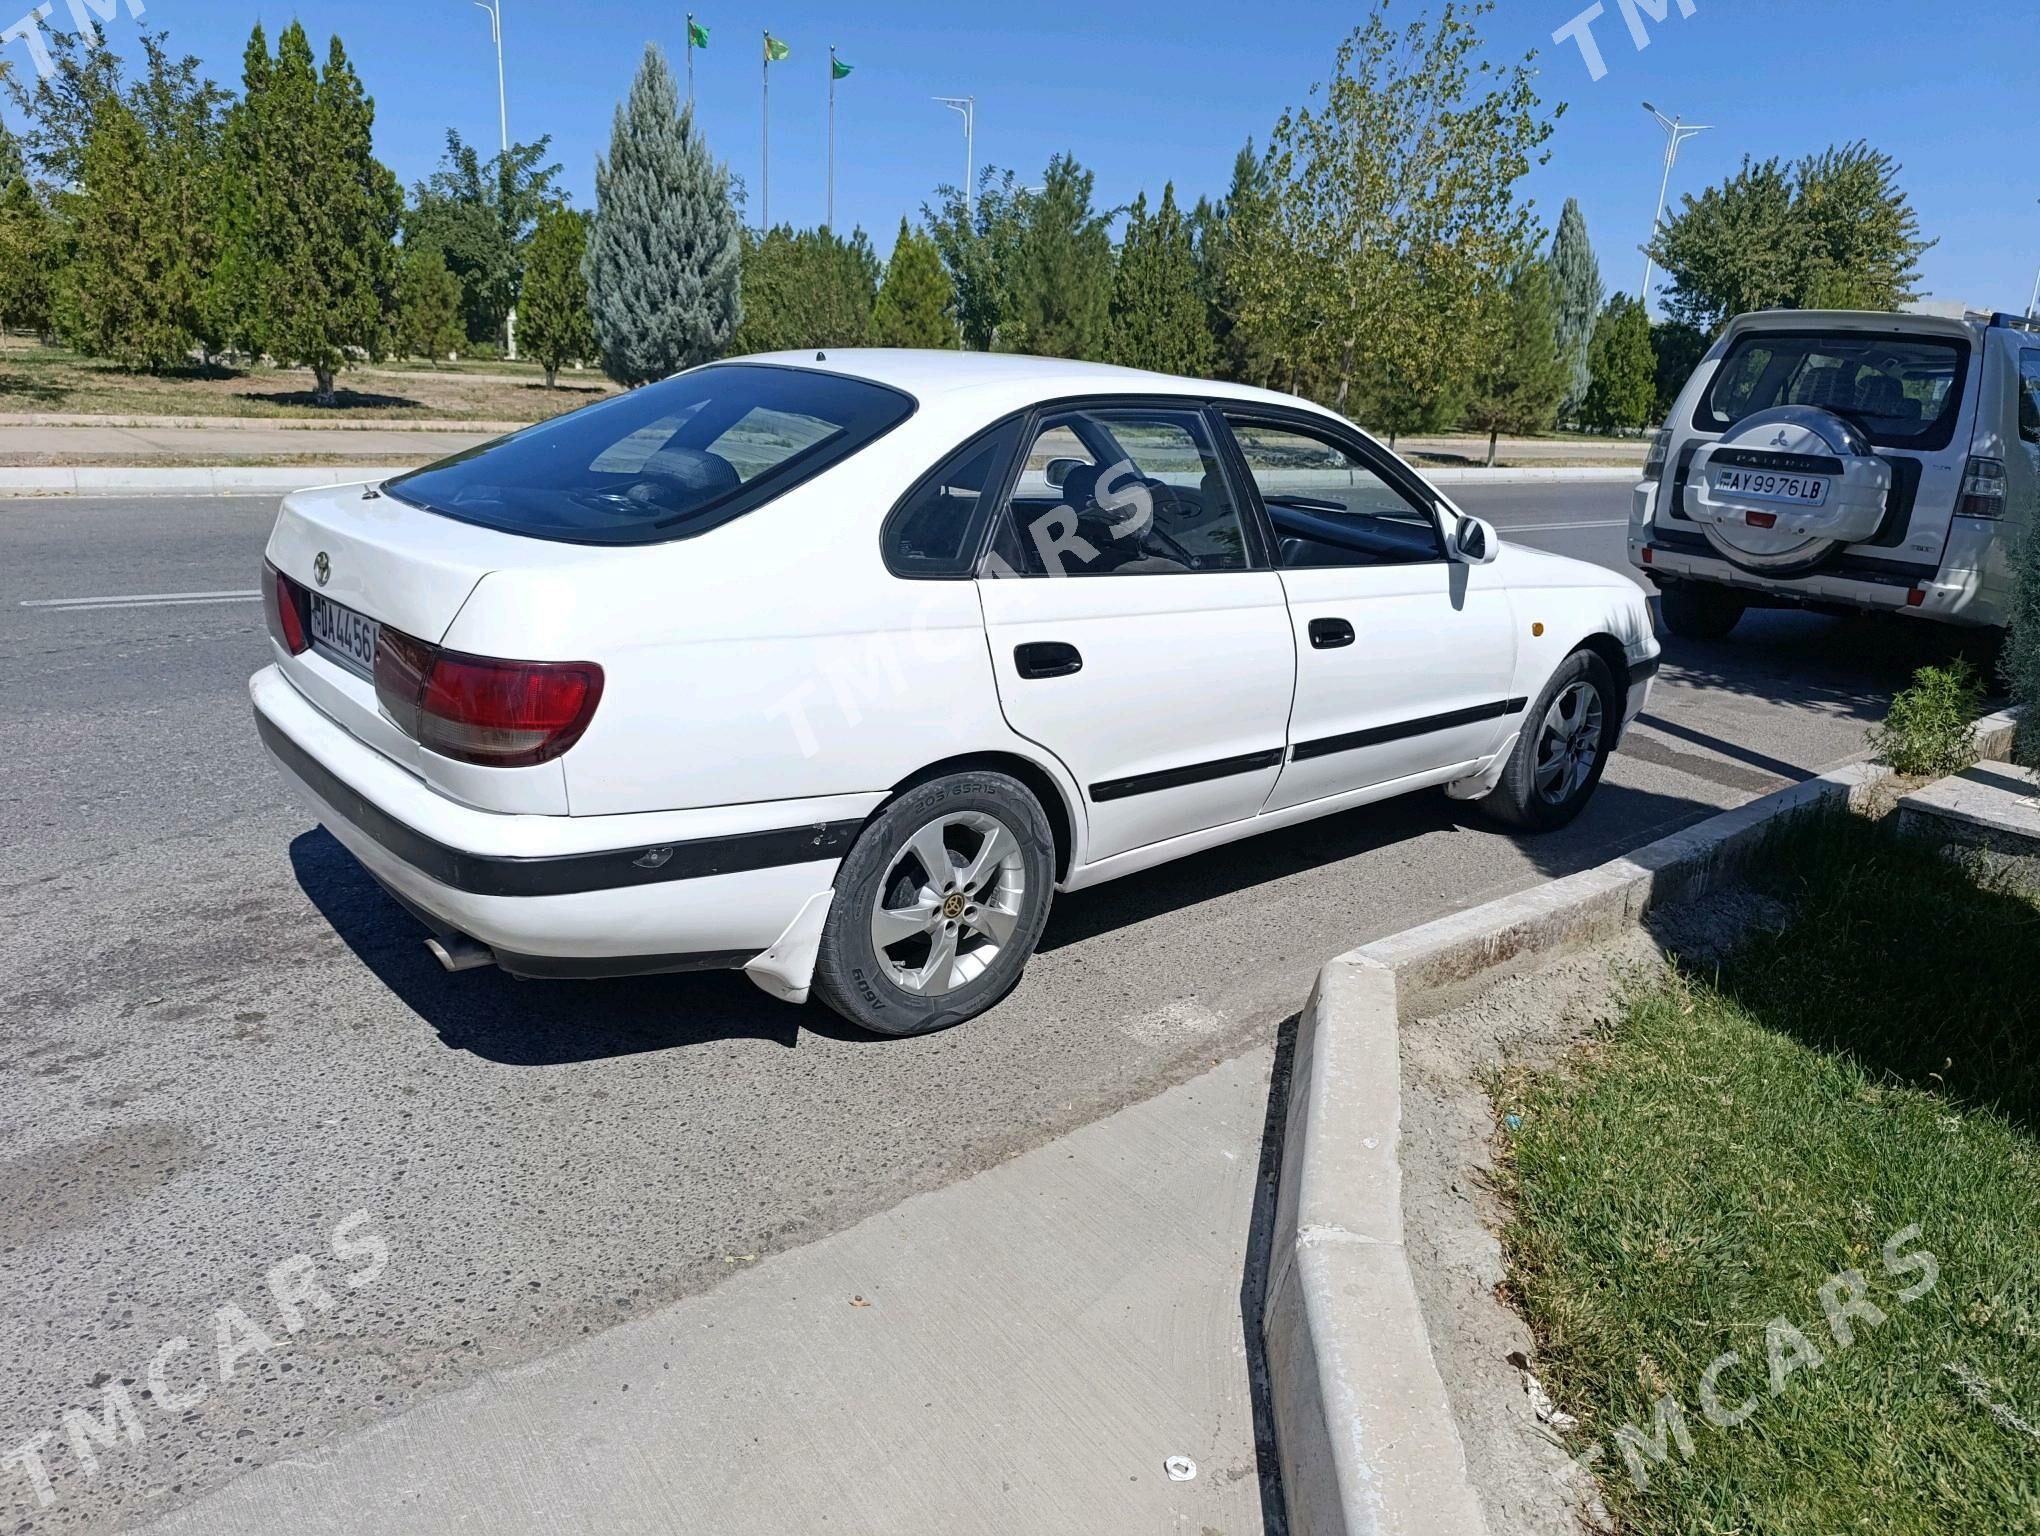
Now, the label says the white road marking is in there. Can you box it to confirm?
[1492,517,1629,532]
[22,588,262,612]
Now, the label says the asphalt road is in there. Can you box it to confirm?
[0,485,1989,1531]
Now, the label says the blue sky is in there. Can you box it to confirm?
[10,0,2040,314]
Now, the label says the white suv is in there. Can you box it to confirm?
[1631,308,2040,637]
[254,352,1657,1035]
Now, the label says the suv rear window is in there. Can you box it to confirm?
[386,364,915,545]
[1695,331,1970,452]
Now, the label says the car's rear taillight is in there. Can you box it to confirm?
[266,562,310,654]
[373,626,602,768]
[1957,456,2006,518]
[1642,427,1671,483]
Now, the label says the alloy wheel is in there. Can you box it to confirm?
[1534,680,1605,806]
[868,811,1028,997]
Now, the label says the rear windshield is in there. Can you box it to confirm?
[386,364,915,545]
[1696,330,1970,451]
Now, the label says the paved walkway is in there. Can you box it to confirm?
[132,1051,1282,1536]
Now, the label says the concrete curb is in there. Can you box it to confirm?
[1264,708,2021,1535]
[0,464,1642,499]
[0,466,392,497]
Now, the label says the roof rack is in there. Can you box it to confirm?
[1988,311,2040,333]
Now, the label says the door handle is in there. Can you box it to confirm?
[1014,641,1083,679]
[1308,618,1355,650]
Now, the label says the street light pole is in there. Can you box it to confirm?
[473,0,515,359]
[2029,199,2040,319]
[935,96,974,221]
[1640,102,1711,316]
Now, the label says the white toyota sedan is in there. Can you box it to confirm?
[253,351,1658,1035]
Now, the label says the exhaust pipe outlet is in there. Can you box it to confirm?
[425,932,496,973]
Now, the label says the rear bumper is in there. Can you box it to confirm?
[1627,519,2010,629]
[251,665,878,969]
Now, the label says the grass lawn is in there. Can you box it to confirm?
[0,338,614,423]
[1498,810,2040,1535]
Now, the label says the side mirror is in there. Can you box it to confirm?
[1045,457,1084,490]
[1450,513,1499,566]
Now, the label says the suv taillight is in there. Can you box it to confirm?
[374,627,603,768]
[266,562,310,654]
[1957,456,2006,518]
[1642,427,1670,483]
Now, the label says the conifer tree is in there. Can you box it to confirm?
[730,224,877,353]
[872,218,955,348]
[1581,293,1657,433]
[520,205,596,385]
[211,23,401,401]
[1462,260,1568,465]
[392,243,464,364]
[584,45,742,386]
[1108,183,1216,377]
[1549,197,1601,418]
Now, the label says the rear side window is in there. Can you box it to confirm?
[387,364,914,545]
[883,421,1023,578]
[2020,352,2040,446]
[1696,331,1970,451]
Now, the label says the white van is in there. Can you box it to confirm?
[1630,308,2040,637]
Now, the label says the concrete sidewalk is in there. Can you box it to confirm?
[131,1051,1282,1536]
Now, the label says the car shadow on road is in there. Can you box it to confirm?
[1654,608,2003,722]
[288,829,865,1066]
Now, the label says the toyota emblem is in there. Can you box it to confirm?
[313,551,331,587]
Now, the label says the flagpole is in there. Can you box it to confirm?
[760,31,769,231]
[827,45,836,231]
[685,12,693,105]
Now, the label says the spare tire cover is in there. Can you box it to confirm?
[1682,405,1894,577]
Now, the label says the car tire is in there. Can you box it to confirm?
[811,770,1057,1037]
[1658,580,1745,641]
[1478,650,1621,832]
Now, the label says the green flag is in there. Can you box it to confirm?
[763,32,789,62]
[831,56,853,80]
[688,18,709,48]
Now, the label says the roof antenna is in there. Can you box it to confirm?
[816,350,827,362]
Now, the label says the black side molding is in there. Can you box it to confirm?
[1090,747,1285,804]
[257,711,864,898]
[1291,698,1529,764]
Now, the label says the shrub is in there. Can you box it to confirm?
[1869,658,1984,777]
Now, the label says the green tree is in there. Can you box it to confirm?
[1235,2,1558,428]
[211,23,402,402]
[391,243,464,363]
[1581,293,1656,433]
[730,223,879,353]
[1549,197,1601,418]
[1461,260,1568,465]
[1001,153,1114,359]
[0,175,58,335]
[921,167,1029,351]
[871,218,955,348]
[519,205,596,385]
[404,129,563,346]
[5,26,124,189]
[1108,183,1216,376]
[1196,141,1276,385]
[59,37,226,369]
[1647,142,1932,332]
[1650,319,1708,419]
[584,45,742,386]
